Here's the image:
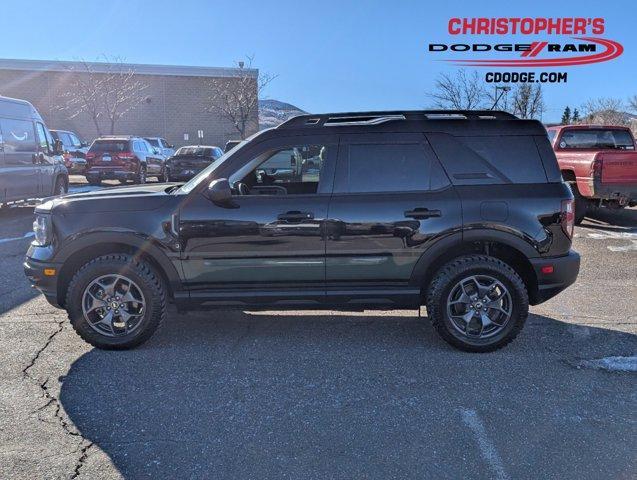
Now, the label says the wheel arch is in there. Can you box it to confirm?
[55,232,181,308]
[410,231,539,303]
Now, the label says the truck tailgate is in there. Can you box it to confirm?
[600,152,637,184]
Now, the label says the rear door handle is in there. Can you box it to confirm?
[404,208,441,219]
[278,210,314,222]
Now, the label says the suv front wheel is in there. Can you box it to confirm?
[426,255,529,352]
[65,254,166,349]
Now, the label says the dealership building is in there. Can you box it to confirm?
[0,58,258,147]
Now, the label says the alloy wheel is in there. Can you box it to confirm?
[446,274,512,339]
[82,274,146,337]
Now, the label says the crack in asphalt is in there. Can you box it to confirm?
[21,320,95,478]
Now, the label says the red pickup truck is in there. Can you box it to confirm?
[547,125,637,223]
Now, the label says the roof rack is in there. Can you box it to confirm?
[279,110,517,129]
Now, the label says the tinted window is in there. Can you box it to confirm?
[0,118,36,152]
[427,133,547,185]
[558,129,634,150]
[90,140,129,152]
[145,138,160,147]
[346,144,431,193]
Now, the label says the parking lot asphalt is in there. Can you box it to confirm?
[0,179,635,479]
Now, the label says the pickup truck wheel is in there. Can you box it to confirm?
[87,177,101,186]
[164,168,172,182]
[426,255,529,352]
[65,254,166,350]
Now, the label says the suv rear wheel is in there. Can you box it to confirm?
[426,255,529,352]
[65,254,166,349]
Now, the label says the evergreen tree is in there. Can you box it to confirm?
[572,108,580,123]
[561,106,571,124]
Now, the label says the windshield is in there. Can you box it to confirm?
[559,129,635,150]
[176,131,266,194]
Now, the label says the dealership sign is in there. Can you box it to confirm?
[428,17,624,68]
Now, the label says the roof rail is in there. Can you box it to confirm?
[278,110,517,129]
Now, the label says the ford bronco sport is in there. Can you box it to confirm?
[24,110,580,352]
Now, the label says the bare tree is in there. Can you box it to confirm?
[626,95,637,114]
[509,84,545,119]
[58,56,149,135]
[581,97,626,125]
[205,56,276,139]
[426,70,487,110]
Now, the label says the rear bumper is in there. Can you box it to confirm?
[529,250,580,305]
[582,177,637,204]
[86,169,137,181]
[23,256,63,308]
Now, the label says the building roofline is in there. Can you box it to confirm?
[0,58,258,78]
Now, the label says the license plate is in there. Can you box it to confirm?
[102,155,111,162]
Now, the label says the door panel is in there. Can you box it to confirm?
[180,194,329,290]
[35,122,56,196]
[325,133,462,306]
[178,134,338,304]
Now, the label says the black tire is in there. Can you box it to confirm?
[165,168,172,183]
[135,165,147,184]
[426,255,529,353]
[569,182,588,225]
[87,176,101,186]
[65,254,166,350]
[53,176,68,196]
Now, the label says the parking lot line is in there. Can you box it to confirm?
[460,408,510,480]
[0,231,34,244]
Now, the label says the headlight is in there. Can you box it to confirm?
[33,215,52,246]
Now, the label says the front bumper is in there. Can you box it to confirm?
[529,250,580,305]
[24,254,63,308]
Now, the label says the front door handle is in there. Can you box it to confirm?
[404,208,441,219]
[278,210,314,222]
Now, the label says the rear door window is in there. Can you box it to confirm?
[340,143,438,193]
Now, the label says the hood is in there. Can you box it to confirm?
[36,183,181,215]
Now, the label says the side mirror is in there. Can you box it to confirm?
[206,178,233,206]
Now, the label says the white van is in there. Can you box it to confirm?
[0,96,68,205]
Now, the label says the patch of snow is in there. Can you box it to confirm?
[576,355,637,372]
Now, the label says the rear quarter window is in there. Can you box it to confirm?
[426,133,548,185]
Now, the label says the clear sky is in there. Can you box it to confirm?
[1,0,635,122]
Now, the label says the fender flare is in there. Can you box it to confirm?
[409,228,539,287]
[55,231,182,291]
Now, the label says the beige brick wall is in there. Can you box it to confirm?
[0,69,258,148]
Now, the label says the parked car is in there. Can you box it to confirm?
[144,137,175,158]
[51,129,89,175]
[24,110,580,352]
[547,124,637,223]
[224,140,241,152]
[85,136,166,185]
[0,96,68,206]
[165,145,223,181]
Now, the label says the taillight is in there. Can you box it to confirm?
[561,199,575,239]
[117,152,135,160]
[85,152,96,160]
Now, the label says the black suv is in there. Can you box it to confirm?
[24,110,580,352]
